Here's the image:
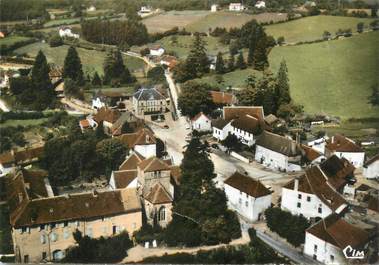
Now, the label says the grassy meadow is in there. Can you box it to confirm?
[187,11,287,32]
[269,31,379,119]
[265,15,376,43]
[0,35,32,46]
[14,42,145,76]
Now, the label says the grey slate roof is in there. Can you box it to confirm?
[133,87,165,101]
[255,131,302,157]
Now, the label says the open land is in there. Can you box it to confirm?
[265,15,376,43]
[14,42,145,75]
[269,31,379,119]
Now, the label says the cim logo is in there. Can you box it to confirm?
[343,245,365,259]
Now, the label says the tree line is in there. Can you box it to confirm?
[81,19,149,47]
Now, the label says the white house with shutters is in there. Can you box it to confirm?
[229,3,246,11]
[304,214,369,264]
[281,165,348,220]
[224,172,272,222]
[191,112,212,132]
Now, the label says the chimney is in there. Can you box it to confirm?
[294,177,299,191]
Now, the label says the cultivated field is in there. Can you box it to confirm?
[269,31,379,119]
[14,43,145,75]
[187,11,288,32]
[142,10,210,33]
[265,15,376,43]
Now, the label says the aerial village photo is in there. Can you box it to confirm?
[0,0,378,264]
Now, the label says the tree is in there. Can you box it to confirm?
[49,34,63,47]
[164,138,240,247]
[103,50,135,85]
[92,71,102,86]
[371,6,378,17]
[247,34,255,66]
[96,138,128,176]
[64,78,80,98]
[63,46,84,85]
[215,52,226,74]
[31,50,55,110]
[253,38,268,71]
[275,60,291,107]
[185,33,210,77]
[357,22,364,33]
[277,36,285,45]
[178,81,214,118]
[236,51,246,70]
[227,53,235,72]
[221,134,241,152]
[147,66,165,82]
[370,83,379,105]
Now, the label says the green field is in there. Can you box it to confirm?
[269,31,379,119]
[153,35,228,59]
[0,118,48,128]
[14,43,145,75]
[0,35,32,46]
[187,11,287,33]
[265,15,376,43]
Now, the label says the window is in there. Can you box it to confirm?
[314,244,318,252]
[22,227,27,233]
[40,234,46,244]
[297,202,301,208]
[50,232,58,242]
[63,228,70,240]
[24,255,29,263]
[50,223,56,229]
[307,196,311,202]
[313,254,317,260]
[158,206,166,221]
[39,224,45,231]
[239,198,242,204]
[318,207,322,214]
[245,201,248,207]
[63,221,68,227]
[330,255,334,262]
[298,194,302,199]
[42,252,47,260]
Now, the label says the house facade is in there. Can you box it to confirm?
[191,112,212,132]
[281,165,348,220]
[117,128,157,158]
[224,172,272,222]
[212,106,266,146]
[255,131,302,172]
[363,154,379,179]
[149,45,165,57]
[304,214,369,264]
[6,170,142,263]
[325,134,365,167]
[132,87,168,115]
[255,1,266,8]
[58,27,79,39]
[229,3,245,11]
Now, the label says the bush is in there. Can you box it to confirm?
[265,207,311,247]
[49,34,63,47]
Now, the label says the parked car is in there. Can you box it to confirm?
[163,125,169,129]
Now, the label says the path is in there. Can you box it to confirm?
[255,230,321,264]
[123,232,249,263]
[60,97,95,114]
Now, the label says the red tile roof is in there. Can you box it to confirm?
[119,152,145,171]
[138,157,170,172]
[79,119,90,128]
[210,91,234,105]
[144,183,173,204]
[117,128,156,149]
[113,170,138,189]
[191,112,210,122]
[307,214,369,249]
[284,166,347,212]
[326,134,363,153]
[225,172,271,198]
[223,106,265,126]
[93,107,121,124]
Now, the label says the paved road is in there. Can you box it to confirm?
[256,230,321,265]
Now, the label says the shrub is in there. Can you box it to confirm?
[49,34,63,47]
